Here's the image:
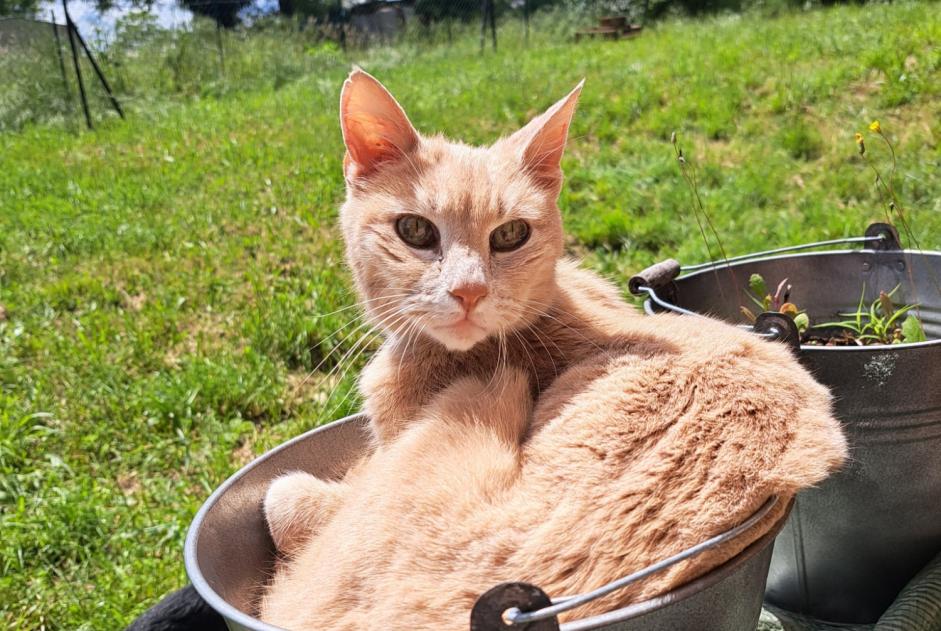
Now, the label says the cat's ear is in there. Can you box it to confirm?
[508,80,584,193]
[340,69,419,181]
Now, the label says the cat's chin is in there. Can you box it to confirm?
[426,321,490,353]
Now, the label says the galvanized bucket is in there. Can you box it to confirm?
[630,224,941,624]
[185,413,790,631]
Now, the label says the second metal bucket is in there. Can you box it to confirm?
[634,229,941,624]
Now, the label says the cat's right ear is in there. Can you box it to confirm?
[340,69,419,182]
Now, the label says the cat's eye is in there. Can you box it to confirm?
[395,214,439,250]
[490,220,530,252]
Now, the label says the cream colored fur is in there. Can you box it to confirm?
[259,70,847,630]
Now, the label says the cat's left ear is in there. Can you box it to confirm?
[507,80,584,194]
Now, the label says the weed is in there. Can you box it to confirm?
[811,285,926,345]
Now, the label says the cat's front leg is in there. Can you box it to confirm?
[423,368,533,448]
[263,472,347,556]
[359,342,440,444]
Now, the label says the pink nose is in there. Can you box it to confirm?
[449,283,488,312]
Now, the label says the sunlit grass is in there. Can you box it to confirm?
[1,2,939,628]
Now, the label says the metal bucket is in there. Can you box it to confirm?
[631,226,941,624]
[185,414,790,631]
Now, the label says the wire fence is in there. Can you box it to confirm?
[0,0,658,132]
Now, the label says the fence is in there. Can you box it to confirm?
[1,9,125,131]
[0,0,655,132]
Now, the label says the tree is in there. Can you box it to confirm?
[0,0,40,16]
[414,0,477,24]
[179,0,250,28]
[281,0,335,20]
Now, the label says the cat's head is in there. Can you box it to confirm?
[338,69,581,352]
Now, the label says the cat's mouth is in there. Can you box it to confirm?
[430,316,489,351]
[438,317,485,334]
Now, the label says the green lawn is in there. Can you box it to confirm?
[1,3,939,628]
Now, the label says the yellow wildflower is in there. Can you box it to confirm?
[855,132,865,155]
[869,120,882,133]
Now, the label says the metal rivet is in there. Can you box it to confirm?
[896,260,906,271]
[862,261,872,272]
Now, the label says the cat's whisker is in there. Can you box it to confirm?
[517,302,611,357]
[313,292,413,320]
[484,329,505,392]
[377,130,424,182]
[308,303,408,401]
[317,310,411,419]
[511,328,540,394]
[294,301,407,394]
[395,315,424,378]
[525,322,561,379]
[321,310,411,420]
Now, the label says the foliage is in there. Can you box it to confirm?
[813,286,925,345]
[180,0,251,28]
[1,2,940,628]
[741,274,809,333]
[0,0,39,16]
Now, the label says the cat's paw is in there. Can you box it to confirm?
[263,472,346,556]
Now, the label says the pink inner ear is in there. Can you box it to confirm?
[524,126,569,187]
[515,82,583,191]
[340,71,419,179]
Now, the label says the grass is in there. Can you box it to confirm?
[1,2,940,628]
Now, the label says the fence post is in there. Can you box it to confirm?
[523,0,529,44]
[489,0,497,51]
[480,0,496,52]
[69,13,125,119]
[216,23,226,77]
[63,0,92,130]
[49,10,76,131]
[480,0,485,52]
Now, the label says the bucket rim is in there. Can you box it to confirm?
[674,248,941,353]
[185,414,790,631]
[183,415,362,631]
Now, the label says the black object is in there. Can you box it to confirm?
[628,258,681,296]
[470,582,558,631]
[67,11,124,120]
[480,0,496,51]
[63,0,92,130]
[126,584,226,631]
[49,10,75,130]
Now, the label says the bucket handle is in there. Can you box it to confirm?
[626,223,901,350]
[678,222,898,273]
[470,496,779,630]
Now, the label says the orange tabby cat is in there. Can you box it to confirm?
[260,70,847,630]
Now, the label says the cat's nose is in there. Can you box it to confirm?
[449,283,488,312]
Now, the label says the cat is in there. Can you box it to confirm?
[259,69,847,630]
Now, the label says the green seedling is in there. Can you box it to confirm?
[813,285,925,345]
[741,273,810,333]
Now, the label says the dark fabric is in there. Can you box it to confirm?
[126,584,227,631]
[766,551,941,631]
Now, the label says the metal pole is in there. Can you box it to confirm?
[216,23,226,77]
[49,10,75,131]
[69,15,125,119]
[488,0,497,51]
[523,0,529,44]
[480,0,486,52]
[63,0,92,130]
